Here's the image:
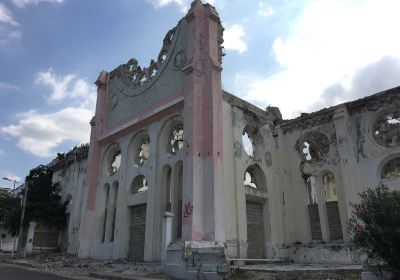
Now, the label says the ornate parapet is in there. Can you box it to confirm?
[109,27,177,92]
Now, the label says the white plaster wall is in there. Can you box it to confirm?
[221,96,400,263]
[52,158,87,255]
[87,111,184,261]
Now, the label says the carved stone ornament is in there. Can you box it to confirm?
[373,110,400,147]
[110,93,118,109]
[174,50,186,70]
[109,25,178,97]
[295,131,330,164]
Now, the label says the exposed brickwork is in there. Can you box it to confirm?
[246,201,265,258]
[128,204,147,261]
[326,201,343,240]
[308,204,322,241]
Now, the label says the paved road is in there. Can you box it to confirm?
[0,262,76,280]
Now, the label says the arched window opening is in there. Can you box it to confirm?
[104,144,121,176]
[130,131,150,167]
[131,175,148,194]
[305,176,317,205]
[243,164,267,191]
[169,124,184,154]
[138,139,150,165]
[110,182,118,242]
[161,165,172,212]
[304,175,322,241]
[244,171,257,188]
[101,184,110,243]
[111,152,121,174]
[324,173,337,202]
[242,131,254,157]
[374,111,400,147]
[381,157,400,179]
[295,132,330,163]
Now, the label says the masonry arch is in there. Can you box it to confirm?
[242,125,264,159]
[321,171,343,241]
[110,181,119,242]
[380,155,400,179]
[100,183,110,243]
[243,163,269,259]
[372,109,400,148]
[304,175,322,241]
[103,143,122,176]
[150,114,184,260]
[244,164,267,192]
[128,130,150,167]
[295,131,330,163]
[131,175,148,194]
[158,114,184,155]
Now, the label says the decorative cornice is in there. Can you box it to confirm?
[109,24,179,97]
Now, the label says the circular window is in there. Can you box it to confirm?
[373,111,400,147]
[104,144,121,176]
[130,131,150,166]
[168,124,184,155]
[295,132,330,163]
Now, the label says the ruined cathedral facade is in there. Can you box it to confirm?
[49,1,400,278]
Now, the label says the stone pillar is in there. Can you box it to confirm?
[24,221,37,256]
[161,212,174,264]
[79,71,109,258]
[182,0,225,244]
[333,106,359,242]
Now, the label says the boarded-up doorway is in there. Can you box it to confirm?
[246,201,265,259]
[128,204,147,261]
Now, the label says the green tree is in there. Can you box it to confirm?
[24,165,69,228]
[0,193,21,236]
[348,184,400,277]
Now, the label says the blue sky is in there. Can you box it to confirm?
[0,0,399,188]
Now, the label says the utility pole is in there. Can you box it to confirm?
[17,181,29,258]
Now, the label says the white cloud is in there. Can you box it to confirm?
[258,2,274,17]
[147,0,189,13]
[0,3,19,26]
[0,81,19,91]
[239,0,400,118]
[12,0,64,8]
[311,56,400,111]
[0,149,4,156]
[35,69,97,108]
[147,0,217,13]
[1,70,96,157]
[1,107,92,157]
[223,24,247,54]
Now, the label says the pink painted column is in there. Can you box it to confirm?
[182,1,225,242]
[79,71,109,258]
[87,71,109,210]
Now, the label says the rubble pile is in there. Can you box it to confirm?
[28,253,124,277]
[21,253,165,278]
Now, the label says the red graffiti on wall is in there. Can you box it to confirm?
[183,202,193,217]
